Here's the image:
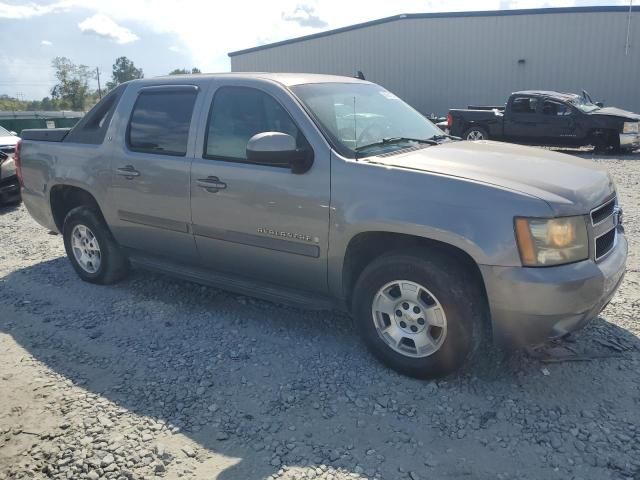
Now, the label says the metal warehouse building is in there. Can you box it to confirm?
[229,6,640,116]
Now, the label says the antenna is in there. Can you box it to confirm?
[96,67,102,99]
[353,95,358,157]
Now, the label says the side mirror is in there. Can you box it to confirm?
[246,132,314,174]
[595,102,604,108]
[9,131,17,136]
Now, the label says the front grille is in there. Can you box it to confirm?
[591,198,615,225]
[595,229,615,260]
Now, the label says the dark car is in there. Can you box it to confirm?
[448,91,640,152]
[0,126,20,205]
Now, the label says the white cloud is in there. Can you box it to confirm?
[282,4,327,28]
[0,1,71,19]
[78,13,139,44]
[2,0,634,77]
[41,40,53,46]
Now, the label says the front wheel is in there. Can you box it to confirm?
[63,206,129,284]
[463,126,489,141]
[352,251,486,378]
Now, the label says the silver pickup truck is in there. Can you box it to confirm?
[16,73,627,378]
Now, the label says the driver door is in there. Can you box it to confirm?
[190,83,331,294]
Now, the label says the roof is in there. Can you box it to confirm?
[228,6,640,57]
[140,72,370,87]
[513,90,581,101]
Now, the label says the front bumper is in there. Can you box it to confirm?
[480,227,627,346]
[619,132,640,150]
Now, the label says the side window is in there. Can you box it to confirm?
[511,97,538,114]
[543,101,571,116]
[204,86,304,162]
[127,88,198,156]
[64,84,126,145]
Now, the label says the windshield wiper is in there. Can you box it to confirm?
[355,136,438,153]
[429,133,461,141]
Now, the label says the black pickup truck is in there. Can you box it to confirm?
[447,91,640,152]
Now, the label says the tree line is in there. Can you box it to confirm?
[0,57,201,112]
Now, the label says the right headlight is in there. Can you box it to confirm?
[515,216,589,267]
[622,122,639,134]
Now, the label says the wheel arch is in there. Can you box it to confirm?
[341,232,489,319]
[50,184,107,232]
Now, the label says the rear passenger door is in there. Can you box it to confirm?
[190,83,331,294]
[109,85,200,263]
[503,96,545,144]
[540,100,579,146]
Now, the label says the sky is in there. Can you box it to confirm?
[0,0,633,101]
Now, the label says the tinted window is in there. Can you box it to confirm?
[128,88,197,156]
[205,87,302,161]
[511,97,538,114]
[65,84,126,145]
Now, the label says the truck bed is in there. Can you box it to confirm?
[20,128,71,142]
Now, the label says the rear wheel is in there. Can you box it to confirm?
[63,206,129,284]
[352,251,486,378]
[463,126,489,141]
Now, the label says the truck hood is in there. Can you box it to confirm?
[365,140,614,215]
[589,106,640,121]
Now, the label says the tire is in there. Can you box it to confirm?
[463,126,489,141]
[352,250,486,379]
[593,130,620,154]
[62,206,129,284]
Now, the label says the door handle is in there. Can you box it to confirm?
[196,176,227,192]
[116,165,140,178]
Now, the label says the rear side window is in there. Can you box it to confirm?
[511,97,538,114]
[64,84,126,145]
[204,86,303,161]
[127,87,198,156]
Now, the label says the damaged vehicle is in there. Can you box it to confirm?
[448,90,640,152]
[0,126,20,205]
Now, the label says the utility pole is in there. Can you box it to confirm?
[96,67,102,99]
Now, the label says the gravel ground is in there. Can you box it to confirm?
[1,150,639,480]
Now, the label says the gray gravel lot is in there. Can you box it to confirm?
[0,150,639,480]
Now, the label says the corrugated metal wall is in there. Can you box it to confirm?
[230,11,640,116]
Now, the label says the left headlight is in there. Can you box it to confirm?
[622,122,639,134]
[515,216,589,267]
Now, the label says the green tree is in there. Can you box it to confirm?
[169,67,201,75]
[106,56,143,90]
[50,57,92,110]
[0,94,24,111]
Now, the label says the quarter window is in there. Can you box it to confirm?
[204,86,304,161]
[127,88,198,156]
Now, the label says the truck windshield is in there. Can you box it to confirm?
[290,83,442,157]
[569,97,600,113]
[0,126,11,137]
